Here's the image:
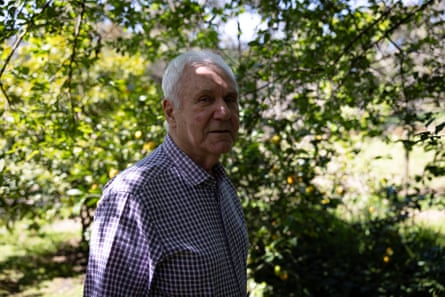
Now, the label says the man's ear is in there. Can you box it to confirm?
[163,99,176,127]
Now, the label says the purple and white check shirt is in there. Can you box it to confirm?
[84,135,248,296]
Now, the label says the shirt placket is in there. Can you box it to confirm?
[214,179,244,296]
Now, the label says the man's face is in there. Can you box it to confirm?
[165,63,239,169]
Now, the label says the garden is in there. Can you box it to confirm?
[1,0,444,296]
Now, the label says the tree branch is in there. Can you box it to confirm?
[0,0,52,109]
[332,7,393,66]
[332,0,435,93]
[0,81,11,109]
[65,0,87,124]
[371,0,434,54]
[332,0,434,67]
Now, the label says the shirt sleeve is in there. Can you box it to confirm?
[83,190,162,296]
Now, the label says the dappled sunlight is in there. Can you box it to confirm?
[0,220,86,297]
[1,0,444,296]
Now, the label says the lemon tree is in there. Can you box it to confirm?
[1,0,444,295]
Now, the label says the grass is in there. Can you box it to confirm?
[0,219,85,297]
[323,136,445,221]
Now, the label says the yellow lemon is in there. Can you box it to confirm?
[271,135,281,144]
[274,265,281,276]
[143,141,157,151]
[108,168,119,179]
[287,176,295,185]
[279,271,288,281]
[336,186,344,195]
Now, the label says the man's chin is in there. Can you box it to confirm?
[209,141,234,155]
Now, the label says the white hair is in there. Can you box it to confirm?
[161,50,238,107]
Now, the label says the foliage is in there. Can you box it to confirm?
[1,0,444,296]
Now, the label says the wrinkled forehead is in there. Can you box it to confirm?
[183,62,238,90]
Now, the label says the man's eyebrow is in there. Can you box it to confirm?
[195,89,213,96]
[226,90,238,97]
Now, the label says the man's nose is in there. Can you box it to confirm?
[214,100,231,120]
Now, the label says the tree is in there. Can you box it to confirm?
[1,0,444,295]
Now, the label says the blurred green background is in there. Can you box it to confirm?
[1,0,444,296]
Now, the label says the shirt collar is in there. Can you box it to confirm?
[162,134,226,186]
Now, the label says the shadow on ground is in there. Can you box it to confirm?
[0,241,87,297]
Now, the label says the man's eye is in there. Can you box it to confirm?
[199,96,211,103]
[225,96,237,103]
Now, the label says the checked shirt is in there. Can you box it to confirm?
[84,135,249,296]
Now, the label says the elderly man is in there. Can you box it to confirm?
[84,50,248,296]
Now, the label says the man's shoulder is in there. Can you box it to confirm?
[105,146,172,194]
